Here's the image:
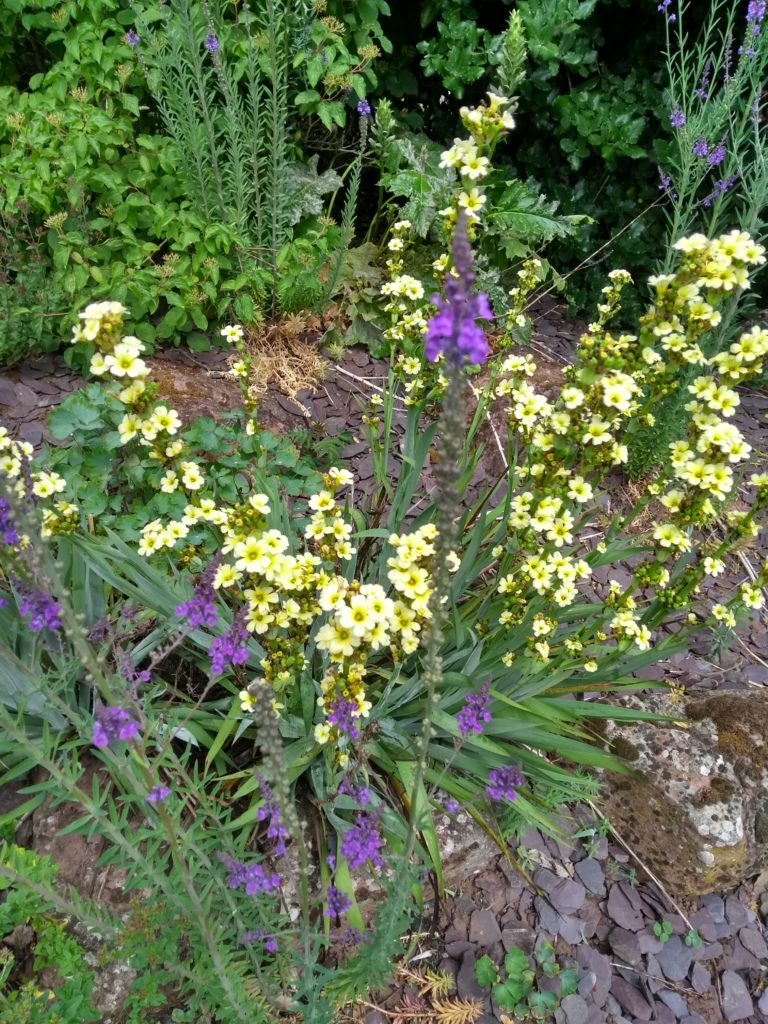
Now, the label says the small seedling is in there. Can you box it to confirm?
[653,919,673,943]
[684,928,702,948]
[475,942,579,1021]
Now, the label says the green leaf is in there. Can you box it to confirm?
[504,947,529,978]
[559,967,579,997]
[474,954,498,988]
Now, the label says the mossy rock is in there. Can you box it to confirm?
[600,690,768,896]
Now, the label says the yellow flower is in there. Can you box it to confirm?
[32,471,66,498]
[159,470,179,494]
[151,406,182,434]
[181,462,205,491]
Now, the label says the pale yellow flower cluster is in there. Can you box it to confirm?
[0,429,79,538]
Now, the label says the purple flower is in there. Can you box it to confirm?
[146,784,171,805]
[356,98,372,116]
[486,764,524,803]
[332,926,362,946]
[220,853,281,895]
[241,928,278,952]
[338,779,371,805]
[747,0,765,26]
[125,29,140,47]
[324,885,353,918]
[0,497,19,546]
[257,777,288,856]
[702,174,738,207]
[341,812,384,870]
[692,136,709,157]
[205,33,219,53]
[176,565,218,628]
[327,695,361,739]
[669,108,686,128]
[209,611,249,676]
[707,139,726,166]
[456,681,492,736]
[17,587,62,633]
[92,704,141,748]
[424,214,493,366]
[657,0,676,20]
[443,797,461,815]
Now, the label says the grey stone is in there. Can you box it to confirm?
[637,930,665,955]
[725,896,751,930]
[608,926,643,967]
[690,940,723,962]
[700,894,725,923]
[610,977,653,1021]
[656,935,693,982]
[652,1003,677,1024]
[575,947,612,1008]
[469,909,502,947]
[688,907,717,942]
[690,963,712,994]
[457,951,486,1001]
[607,884,644,931]
[758,988,768,1016]
[575,858,606,897]
[364,1013,388,1024]
[445,940,474,957]
[559,993,589,1024]
[558,914,586,945]
[501,927,534,954]
[737,924,768,959]
[658,988,689,1018]
[535,895,563,937]
[549,878,587,915]
[723,936,761,971]
[645,954,664,994]
[721,969,753,1022]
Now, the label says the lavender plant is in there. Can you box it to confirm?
[658,0,767,272]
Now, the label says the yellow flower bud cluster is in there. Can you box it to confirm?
[0,428,79,537]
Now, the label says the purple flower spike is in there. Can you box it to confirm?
[209,610,249,676]
[327,694,361,739]
[424,214,493,366]
[669,108,686,128]
[18,588,62,633]
[125,29,140,47]
[707,139,726,166]
[241,928,278,952]
[146,784,171,805]
[692,136,709,158]
[486,764,524,803]
[220,853,281,895]
[456,681,492,736]
[324,885,353,918]
[257,777,288,856]
[0,497,20,546]
[341,812,384,870]
[443,797,461,815]
[92,705,141,748]
[205,33,219,53]
[176,564,218,628]
[356,98,372,116]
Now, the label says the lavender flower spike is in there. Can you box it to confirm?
[424,213,493,366]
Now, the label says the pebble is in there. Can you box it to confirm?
[690,963,712,994]
[468,909,502,947]
[607,884,645,932]
[575,858,606,897]
[610,976,653,1020]
[655,935,693,983]
[720,969,753,1022]
[558,993,589,1024]
[658,988,689,1018]
[456,950,485,1001]
[608,926,643,967]
[737,924,767,959]
[549,878,587,916]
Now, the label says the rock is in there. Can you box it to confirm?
[610,977,653,1020]
[365,1013,389,1024]
[658,988,689,1018]
[725,895,751,930]
[690,940,723,962]
[637,929,664,955]
[90,959,138,1024]
[559,993,589,1024]
[720,969,753,1022]
[690,963,712,993]
[575,858,606,897]
[652,1003,677,1024]
[607,884,645,931]
[608,926,643,967]
[469,909,502,947]
[501,927,534,954]
[600,691,768,894]
[700,894,725,923]
[655,935,693,982]
[575,947,612,1008]
[549,878,586,915]
[723,936,761,970]
[758,988,768,1016]
[688,907,717,942]
[456,950,486,1001]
